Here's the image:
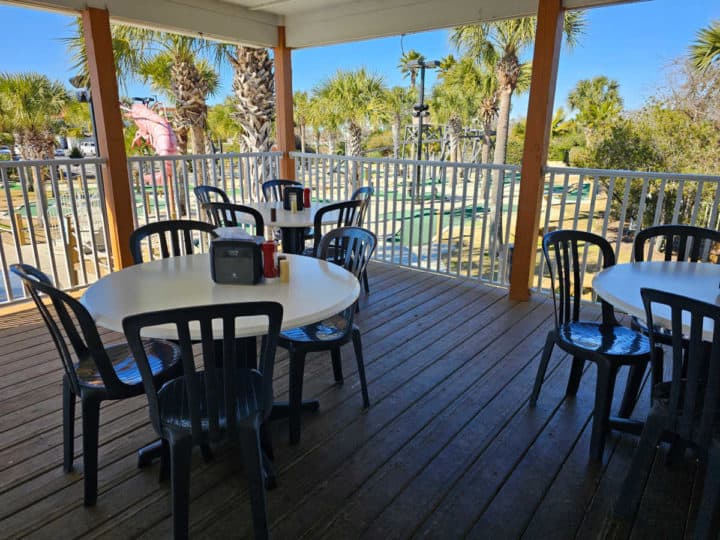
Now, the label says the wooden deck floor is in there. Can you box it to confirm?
[0,261,704,539]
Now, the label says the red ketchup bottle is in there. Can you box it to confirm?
[261,241,278,278]
[303,187,311,208]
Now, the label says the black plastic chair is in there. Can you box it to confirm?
[633,224,720,264]
[10,263,181,506]
[631,224,720,374]
[193,185,230,207]
[129,219,217,264]
[261,179,302,202]
[201,201,265,236]
[280,226,375,444]
[352,186,374,294]
[123,301,283,540]
[529,230,653,462]
[305,199,363,257]
[614,289,720,538]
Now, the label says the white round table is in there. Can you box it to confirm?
[81,253,360,339]
[593,261,720,341]
[243,201,340,254]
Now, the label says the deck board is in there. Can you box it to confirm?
[0,261,704,539]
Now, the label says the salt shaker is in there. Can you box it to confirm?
[270,206,277,222]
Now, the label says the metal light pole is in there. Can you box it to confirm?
[408,59,438,198]
[69,76,98,156]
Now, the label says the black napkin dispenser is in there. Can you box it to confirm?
[210,238,263,284]
[283,186,304,211]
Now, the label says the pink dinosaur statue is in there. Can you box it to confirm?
[126,102,178,157]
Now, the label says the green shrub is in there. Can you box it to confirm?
[68,146,83,158]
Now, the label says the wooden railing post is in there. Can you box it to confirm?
[82,8,134,270]
[274,26,296,180]
[14,214,27,245]
[508,0,564,301]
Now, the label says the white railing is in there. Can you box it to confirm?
[0,157,108,303]
[126,152,281,227]
[292,152,520,283]
[536,166,720,294]
[2,150,718,306]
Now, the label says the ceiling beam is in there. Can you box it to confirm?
[7,0,281,47]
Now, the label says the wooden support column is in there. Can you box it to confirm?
[274,26,296,180]
[82,8,134,270]
[508,0,564,301]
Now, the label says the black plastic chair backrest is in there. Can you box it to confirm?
[543,229,617,329]
[312,200,363,256]
[130,219,217,264]
[194,185,230,206]
[641,288,720,449]
[318,226,377,280]
[10,263,120,395]
[122,302,283,444]
[201,202,265,236]
[633,224,720,263]
[351,186,374,227]
[262,179,302,202]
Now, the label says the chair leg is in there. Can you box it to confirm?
[288,350,307,445]
[651,346,664,388]
[565,356,586,397]
[62,377,76,473]
[529,332,555,407]
[614,411,666,520]
[589,361,617,462]
[362,268,370,294]
[352,328,370,409]
[331,347,344,383]
[618,362,647,418]
[81,398,101,506]
[695,440,720,540]
[239,423,269,540]
[159,439,170,483]
[259,422,277,490]
[170,437,193,540]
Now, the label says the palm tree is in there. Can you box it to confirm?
[567,76,623,147]
[138,43,220,155]
[226,46,275,154]
[432,56,497,163]
[398,49,424,88]
[66,22,222,156]
[451,12,585,168]
[381,86,416,158]
[690,20,720,72]
[315,69,386,157]
[0,73,70,160]
[207,98,241,152]
[294,91,312,153]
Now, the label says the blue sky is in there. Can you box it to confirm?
[0,0,718,121]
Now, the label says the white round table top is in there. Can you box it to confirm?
[81,253,360,340]
[242,201,338,228]
[593,261,720,341]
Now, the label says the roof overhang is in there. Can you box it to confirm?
[4,0,645,48]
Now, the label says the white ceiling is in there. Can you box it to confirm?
[7,0,643,49]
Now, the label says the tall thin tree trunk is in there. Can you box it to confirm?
[391,119,400,159]
[299,125,306,153]
[489,86,513,257]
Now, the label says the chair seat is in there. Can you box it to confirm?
[557,322,652,357]
[158,369,264,435]
[280,314,349,344]
[76,340,180,389]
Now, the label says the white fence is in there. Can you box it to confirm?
[1,150,719,305]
